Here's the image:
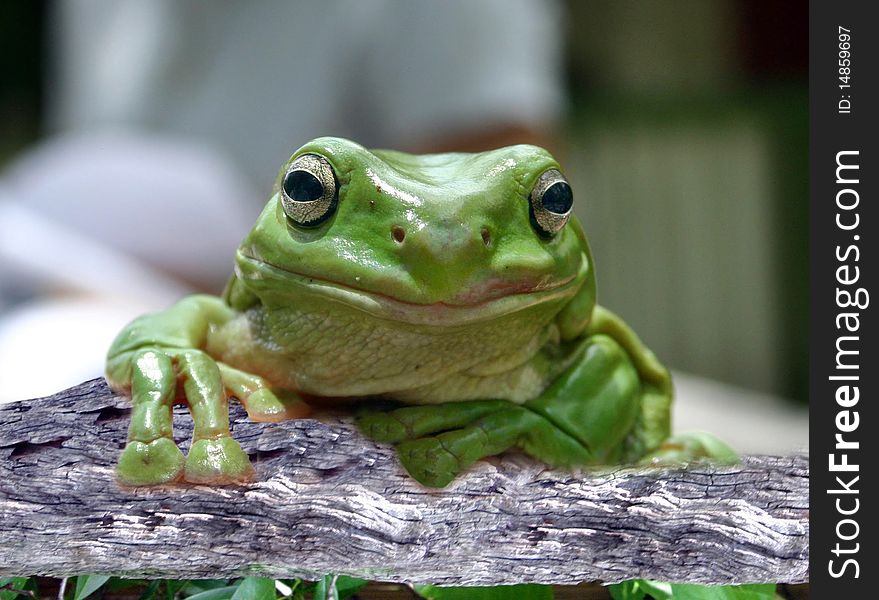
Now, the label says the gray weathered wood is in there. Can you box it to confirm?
[0,379,808,585]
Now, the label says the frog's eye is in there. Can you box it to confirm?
[529,169,573,237]
[281,154,338,227]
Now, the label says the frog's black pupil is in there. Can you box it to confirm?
[542,181,573,214]
[283,170,323,202]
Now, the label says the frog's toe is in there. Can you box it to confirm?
[640,431,738,465]
[396,437,465,488]
[116,438,185,486]
[184,436,255,485]
[243,388,311,422]
[357,411,409,443]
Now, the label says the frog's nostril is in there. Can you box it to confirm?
[391,225,406,244]
[481,227,492,248]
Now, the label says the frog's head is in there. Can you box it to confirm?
[236,137,595,325]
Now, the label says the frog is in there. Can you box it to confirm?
[106,136,735,488]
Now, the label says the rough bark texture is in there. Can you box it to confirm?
[0,379,808,585]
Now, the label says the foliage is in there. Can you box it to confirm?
[73,575,111,600]
[414,583,554,599]
[0,577,36,600]
[0,575,778,599]
[608,580,779,600]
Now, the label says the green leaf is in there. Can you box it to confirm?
[310,575,367,600]
[231,578,276,600]
[163,580,189,599]
[138,580,162,600]
[333,576,367,600]
[413,584,554,600]
[184,586,242,600]
[312,576,337,600]
[181,580,233,595]
[636,580,674,599]
[610,581,777,600]
[0,577,31,600]
[608,580,647,600]
[665,583,777,600]
[74,575,112,600]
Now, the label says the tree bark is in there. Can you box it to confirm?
[0,379,808,586]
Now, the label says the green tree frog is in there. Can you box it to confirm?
[106,137,734,488]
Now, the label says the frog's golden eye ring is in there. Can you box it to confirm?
[529,168,573,237]
[281,154,338,227]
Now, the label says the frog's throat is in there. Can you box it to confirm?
[234,250,587,327]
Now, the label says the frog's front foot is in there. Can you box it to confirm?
[117,438,185,486]
[118,435,254,486]
[185,436,255,485]
[111,348,266,486]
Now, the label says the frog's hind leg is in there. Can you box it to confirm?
[175,350,254,484]
[217,363,310,422]
[389,406,592,488]
[116,349,185,486]
[357,394,598,487]
[357,400,510,443]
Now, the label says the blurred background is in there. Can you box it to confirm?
[0,0,807,453]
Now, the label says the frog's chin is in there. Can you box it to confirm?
[235,251,586,327]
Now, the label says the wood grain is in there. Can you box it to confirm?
[0,379,808,585]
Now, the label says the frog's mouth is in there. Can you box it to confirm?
[235,251,586,326]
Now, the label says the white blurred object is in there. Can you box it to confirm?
[0,297,160,403]
[0,202,189,306]
[673,370,808,455]
[0,131,262,402]
[0,200,191,403]
[50,0,564,191]
[2,130,257,292]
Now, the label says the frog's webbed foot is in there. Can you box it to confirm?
[173,350,256,485]
[358,402,592,488]
[639,431,738,466]
[116,348,256,486]
[184,436,253,485]
[117,438,185,486]
[116,347,314,486]
[116,350,186,486]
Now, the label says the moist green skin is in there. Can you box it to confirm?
[106,137,735,488]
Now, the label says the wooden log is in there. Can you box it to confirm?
[0,379,808,586]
